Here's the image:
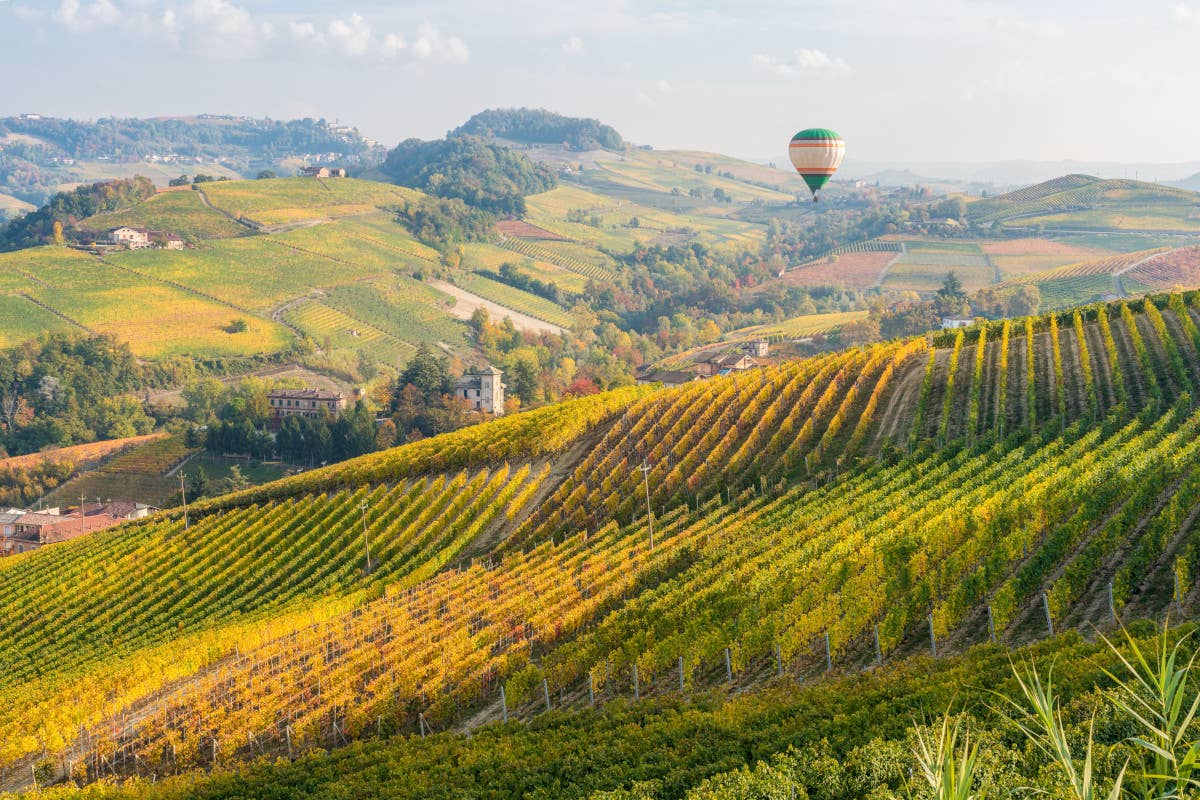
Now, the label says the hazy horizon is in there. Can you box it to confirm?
[2,0,1198,166]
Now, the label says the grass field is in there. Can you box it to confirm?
[883,260,995,292]
[460,242,589,294]
[728,309,870,339]
[0,192,35,217]
[109,234,391,314]
[199,178,420,226]
[777,250,896,290]
[0,247,294,357]
[323,278,468,347]
[456,272,575,327]
[80,190,249,241]
[282,299,417,364]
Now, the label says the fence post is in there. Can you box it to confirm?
[987,604,996,642]
[632,664,640,701]
[928,614,936,658]
[500,685,508,724]
[1042,592,1054,636]
[542,678,551,712]
[724,647,733,684]
[823,632,832,672]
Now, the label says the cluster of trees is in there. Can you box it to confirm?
[181,377,380,465]
[0,176,155,250]
[383,134,556,216]
[0,460,74,507]
[0,334,154,455]
[451,107,624,151]
[393,197,497,250]
[486,262,570,306]
[594,241,859,339]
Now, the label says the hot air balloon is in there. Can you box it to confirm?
[789,128,844,202]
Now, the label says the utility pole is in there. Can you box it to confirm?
[636,458,654,549]
[179,472,188,530]
[360,499,372,574]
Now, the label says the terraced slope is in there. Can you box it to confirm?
[9,291,1200,790]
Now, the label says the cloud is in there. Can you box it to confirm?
[655,79,672,93]
[1170,2,1200,23]
[561,35,584,55]
[13,2,467,63]
[411,24,468,63]
[53,0,121,31]
[751,49,850,77]
[990,15,1064,39]
[327,13,372,56]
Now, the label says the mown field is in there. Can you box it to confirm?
[197,177,420,227]
[81,190,249,240]
[0,246,293,357]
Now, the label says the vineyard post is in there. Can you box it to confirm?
[873,624,882,667]
[286,725,293,758]
[724,647,733,684]
[542,678,551,712]
[1175,568,1184,617]
[633,664,640,701]
[636,459,655,549]
[500,685,508,723]
[678,655,685,692]
[928,614,936,658]
[823,633,832,673]
[987,605,996,642]
[360,500,373,574]
[587,674,594,708]
[1108,580,1117,623]
[179,472,189,530]
[419,714,427,738]
[1042,593,1054,636]
[775,642,783,677]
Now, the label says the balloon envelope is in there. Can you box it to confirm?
[789,128,845,197]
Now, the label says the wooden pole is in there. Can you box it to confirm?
[823,632,832,672]
[987,604,996,642]
[542,678,551,712]
[632,664,640,701]
[873,624,882,667]
[1042,592,1054,636]
[724,647,733,684]
[678,655,685,692]
[928,614,936,658]
[500,685,508,723]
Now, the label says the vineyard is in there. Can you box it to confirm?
[40,434,196,508]
[0,433,167,473]
[968,174,1200,231]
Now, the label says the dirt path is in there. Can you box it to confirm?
[870,353,925,448]
[193,188,261,232]
[1112,250,1171,297]
[871,242,907,288]
[430,280,565,335]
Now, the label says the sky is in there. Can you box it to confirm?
[1,0,1198,165]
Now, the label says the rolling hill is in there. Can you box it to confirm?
[5,289,1200,794]
[968,174,1200,233]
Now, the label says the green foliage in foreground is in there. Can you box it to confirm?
[26,622,1197,800]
